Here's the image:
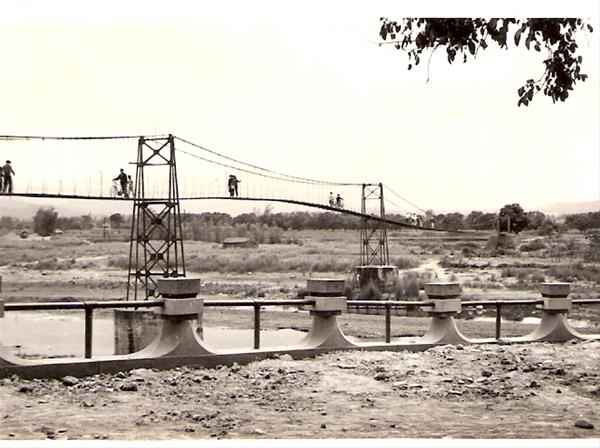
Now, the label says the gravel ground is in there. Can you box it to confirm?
[1,340,599,440]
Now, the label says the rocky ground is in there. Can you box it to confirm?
[1,340,599,440]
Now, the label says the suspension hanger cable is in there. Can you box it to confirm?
[176,147,336,187]
[383,184,428,214]
[174,136,362,187]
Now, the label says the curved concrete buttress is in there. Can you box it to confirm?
[298,314,357,349]
[132,319,215,358]
[515,313,588,343]
[418,316,471,345]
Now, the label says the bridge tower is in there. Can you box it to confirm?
[355,183,397,290]
[126,134,186,300]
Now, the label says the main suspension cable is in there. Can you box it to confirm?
[0,134,168,141]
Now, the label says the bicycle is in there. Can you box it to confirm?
[110,180,121,198]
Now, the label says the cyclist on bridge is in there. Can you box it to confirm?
[1,160,15,193]
[335,194,344,209]
[113,169,129,198]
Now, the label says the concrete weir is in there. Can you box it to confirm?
[0,280,599,379]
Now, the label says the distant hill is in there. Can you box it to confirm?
[538,200,599,216]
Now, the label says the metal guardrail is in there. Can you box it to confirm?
[1,298,599,358]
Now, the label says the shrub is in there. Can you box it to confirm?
[585,229,600,262]
[530,271,545,283]
[358,280,382,300]
[343,282,354,300]
[296,287,307,300]
[393,256,420,270]
[108,256,129,269]
[33,207,58,236]
[392,271,433,299]
[519,238,547,252]
[546,262,600,283]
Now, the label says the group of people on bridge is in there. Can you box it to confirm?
[113,169,134,199]
[328,192,344,209]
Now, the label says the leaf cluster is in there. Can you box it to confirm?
[379,18,593,106]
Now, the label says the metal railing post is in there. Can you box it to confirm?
[253,303,261,349]
[385,302,391,343]
[495,303,502,340]
[84,304,93,359]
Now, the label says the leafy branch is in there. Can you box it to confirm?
[378,18,593,106]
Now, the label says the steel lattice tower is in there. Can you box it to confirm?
[126,134,186,300]
[359,183,390,266]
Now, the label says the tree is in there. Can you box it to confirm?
[465,210,497,230]
[80,214,94,230]
[109,213,124,229]
[379,18,593,106]
[498,203,529,234]
[0,216,15,229]
[33,207,58,236]
[538,217,560,236]
[525,211,546,230]
[439,212,465,231]
[564,212,600,231]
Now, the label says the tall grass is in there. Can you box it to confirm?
[546,262,600,283]
[392,271,434,299]
[184,254,355,273]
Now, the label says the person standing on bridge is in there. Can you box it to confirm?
[329,192,335,207]
[228,175,241,197]
[335,194,343,209]
[1,160,15,193]
[113,169,129,198]
[127,175,135,198]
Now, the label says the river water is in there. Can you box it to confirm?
[0,311,305,358]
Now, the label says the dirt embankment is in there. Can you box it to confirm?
[1,340,598,440]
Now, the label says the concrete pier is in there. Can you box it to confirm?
[419,283,470,345]
[519,283,587,342]
[300,278,356,349]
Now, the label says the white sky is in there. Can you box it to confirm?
[0,0,598,216]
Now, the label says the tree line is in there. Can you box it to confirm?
[1,205,599,237]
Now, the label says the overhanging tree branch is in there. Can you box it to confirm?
[379,18,594,106]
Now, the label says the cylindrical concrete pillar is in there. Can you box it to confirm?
[157,278,203,321]
[539,282,571,313]
[306,278,345,298]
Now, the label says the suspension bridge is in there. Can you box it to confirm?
[0,133,458,299]
[0,133,431,225]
